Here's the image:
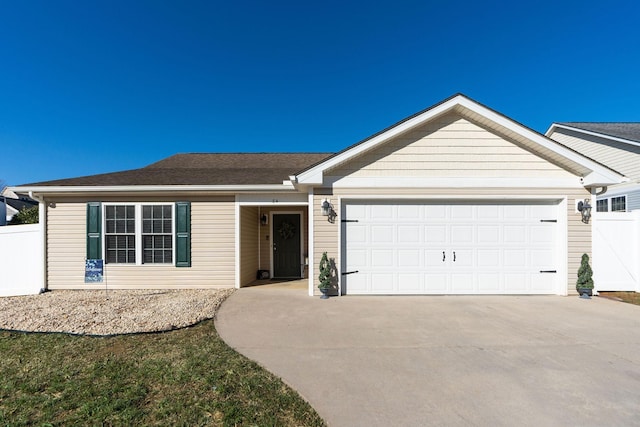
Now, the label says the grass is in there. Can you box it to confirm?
[0,320,325,426]
[599,291,640,306]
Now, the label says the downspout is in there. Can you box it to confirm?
[29,191,48,292]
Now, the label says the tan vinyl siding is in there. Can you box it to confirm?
[47,200,235,289]
[550,129,640,180]
[312,194,339,295]
[312,187,591,296]
[328,113,576,179]
[240,206,259,286]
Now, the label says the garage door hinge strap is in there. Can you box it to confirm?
[341,219,359,223]
[540,219,557,222]
[539,270,557,273]
[341,270,359,275]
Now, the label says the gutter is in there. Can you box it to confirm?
[11,184,298,194]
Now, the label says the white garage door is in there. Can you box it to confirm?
[341,201,559,295]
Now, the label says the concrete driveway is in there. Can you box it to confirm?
[216,289,640,427]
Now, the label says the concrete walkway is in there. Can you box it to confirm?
[216,289,640,427]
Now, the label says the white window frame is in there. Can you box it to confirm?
[102,203,176,266]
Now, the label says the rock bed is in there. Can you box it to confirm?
[0,289,234,335]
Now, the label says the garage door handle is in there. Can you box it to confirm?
[453,251,456,262]
[442,251,445,262]
[540,270,557,273]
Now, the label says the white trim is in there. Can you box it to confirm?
[234,200,241,289]
[327,176,584,188]
[11,184,297,194]
[546,123,640,148]
[296,95,626,187]
[308,189,315,296]
[270,211,305,279]
[557,197,569,296]
[236,193,309,204]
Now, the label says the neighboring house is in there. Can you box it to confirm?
[1,188,38,224]
[10,94,626,296]
[546,123,640,212]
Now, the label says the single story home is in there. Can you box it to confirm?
[546,123,640,212]
[11,94,627,296]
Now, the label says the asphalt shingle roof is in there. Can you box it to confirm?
[559,122,640,144]
[25,153,334,186]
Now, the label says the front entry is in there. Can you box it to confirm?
[272,213,302,278]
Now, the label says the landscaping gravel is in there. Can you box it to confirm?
[0,288,234,335]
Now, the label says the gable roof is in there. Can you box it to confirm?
[295,94,626,187]
[546,123,640,147]
[19,153,333,188]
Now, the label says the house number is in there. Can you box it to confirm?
[272,199,279,203]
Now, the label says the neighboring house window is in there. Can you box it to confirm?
[611,196,626,212]
[142,205,173,264]
[105,205,136,264]
[596,199,608,212]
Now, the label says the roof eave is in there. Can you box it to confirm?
[10,183,298,196]
[546,123,640,148]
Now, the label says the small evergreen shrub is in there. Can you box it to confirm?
[318,252,331,290]
[576,253,594,290]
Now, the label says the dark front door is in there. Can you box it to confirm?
[272,213,301,278]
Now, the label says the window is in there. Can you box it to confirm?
[142,205,173,264]
[105,205,136,264]
[611,196,626,212]
[104,204,173,265]
[596,199,608,212]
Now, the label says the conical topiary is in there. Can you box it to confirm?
[318,252,331,290]
[576,253,594,290]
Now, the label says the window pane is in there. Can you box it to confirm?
[611,196,626,212]
[104,205,136,264]
[596,199,608,212]
[141,204,172,264]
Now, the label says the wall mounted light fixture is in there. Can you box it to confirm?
[577,199,592,224]
[260,213,268,226]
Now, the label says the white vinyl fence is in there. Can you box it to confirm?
[593,211,640,292]
[0,224,44,296]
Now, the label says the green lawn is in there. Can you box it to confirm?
[0,320,325,426]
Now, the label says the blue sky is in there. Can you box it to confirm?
[1,0,639,186]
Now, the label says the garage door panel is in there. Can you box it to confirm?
[371,249,394,267]
[451,249,473,268]
[342,201,559,295]
[371,226,394,243]
[504,226,526,243]
[451,226,474,244]
[477,226,500,244]
[398,249,421,267]
[451,274,474,293]
[425,225,447,243]
[477,249,500,267]
[371,274,394,293]
[425,273,448,292]
[398,273,421,292]
[398,225,421,243]
[478,273,501,292]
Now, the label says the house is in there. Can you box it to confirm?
[546,123,640,212]
[1,187,38,225]
[10,94,626,296]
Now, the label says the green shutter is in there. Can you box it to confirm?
[175,201,191,267]
[86,202,102,259]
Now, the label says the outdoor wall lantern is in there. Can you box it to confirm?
[260,213,268,226]
[577,199,592,224]
[321,199,337,223]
